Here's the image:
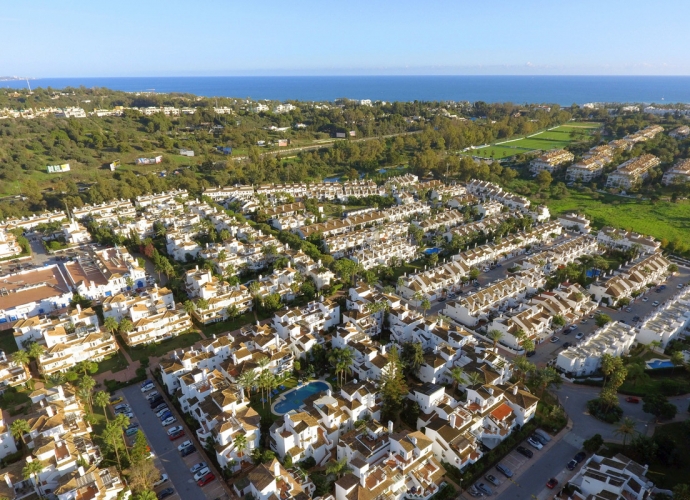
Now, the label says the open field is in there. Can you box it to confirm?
[470,145,531,159]
[564,122,603,128]
[545,191,690,243]
[506,137,572,149]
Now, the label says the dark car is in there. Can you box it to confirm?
[181,445,197,457]
[526,350,536,357]
[516,446,533,458]
[169,430,185,441]
[149,398,163,409]
[495,463,513,478]
[632,316,640,322]
[468,486,483,497]
[562,342,572,348]
[567,459,578,471]
[531,433,548,446]
[574,451,587,463]
[475,483,493,495]
[625,396,640,404]
[546,478,559,489]
[484,474,500,486]
[157,488,175,500]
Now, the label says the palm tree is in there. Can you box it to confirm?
[671,351,685,367]
[11,350,30,367]
[10,419,30,445]
[94,391,110,422]
[113,413,131,459]
[23,460,44,495]
[512,356,536,383]
[325,457,352,479]
[238,371,258,399]
[464,371,483,387]
[183,300,196,315]
[134,491,158,500]
[79,376,96,412]
[625,363,649,388]
[446,366,466,393]
[615,417,637,446]
[104,316,119,334]
[486,329,504,349]
[118,318,133,335]
[339,348,355,385]
[328,349,344,386]
[234,434,248,462]
[103,422,124,469]
[27,342,44,360]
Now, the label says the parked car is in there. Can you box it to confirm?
[193,467,211,482]
[550,336,560,343]
[495,463,513,478]
[567,459,578,471]
[660,285,667,290]
[526,350,536,357]
[574,451,587,463]
[156,408,170,418]
[484,474,500,486]
[157,488,174,500]
[567,325,577,332]
[468,486,483,497]
[178,440,194,452]
[678,284,684,289]
[181,445,196,457]
[125,427,139,437]
[114,404,130,411]
[167,425,184,436]
[546,478,559,489]
[575,332,584,340]
[534,429,552,442]
[162,416,177,426]
[625,396,640,404]
[642,297,649,302]
[197,473,216,487]
[652,301,660,306]
[159,412,173,422]
[154,403,169,413]
[169,430,185,441]
[141,383,155,393]
[475,483,493,495]
[146,391,160,402]
[190,462,208,474]
[562,342,572,349]
[580,319,587,324]
[153,474,168,487]
[632,316,640,322]
[531,433,548,446]
[516,446,533,458]
[149,398,163,409]
[527,437,543,450]
[109,396,123,405]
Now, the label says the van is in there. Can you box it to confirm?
[534,429,552,442]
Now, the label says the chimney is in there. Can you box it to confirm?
[3,472,12,489]
[512,385,518,395]
[327,389,332,397]
[360,470,367,487]
[76,303,81,313]
[449,414,457,429]
[487,387,494,396]
[388,420,393,434]
[45,405,54,417]
[78,466,85,477]
[273,459,280,477]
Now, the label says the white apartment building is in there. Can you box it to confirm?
[0,354,31,392]
[72,199,136,220]
[184,267,253,322]
[272,298,340,344]
[474,201,504,219]
[662,158,690,186]
[567,454,653,500]
[397,260,470,302]
[606,154,661,189]
[0,264,73,323]
[0,415,18,460]
[348,237,417,270]
[63,246,146,300]
[636,287,690,348]
[135,189,189,208]
[588,253,669,305]
[0,210,66,231]
[465,180,531,211]
[556,322,636,376]
[669,125,690,139]
[0,228,22,259]
[530,149,574,174]
[557,212,591,233]
[61,219,91,245]
[596,226,660,254]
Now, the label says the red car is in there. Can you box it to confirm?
[169,431,185,441]
[546,478,559,489]
[625,396,640,404]
[197,473,216,486]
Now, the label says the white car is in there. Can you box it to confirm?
[642,297,649,302]
[146,391,160,402]
[575,332,584,340]
[193,467,211,482]
[652,301,660,307]
[527,437,543,450]
[190,462,208,474]
[156,407,170,418]
[141,384,155,393]
[178,440,194,451]
[550,337,560,343]
[162,416,177,427]
[167,426,184,436]
[677,284,684,289]
[153,474,168,487]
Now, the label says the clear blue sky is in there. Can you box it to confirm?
[2,0,689,77]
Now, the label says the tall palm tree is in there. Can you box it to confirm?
[338,348,355,385]
[445,366,466,393]
[23,460,44,495]
[134,491,158,500]
[113,413,131,459]
[464,371,483,387]
[11,350,30,367]
[104,316,119,335]
[94,391,110,422]
[238,371,258,399]
[10,419,30,445]
[328,349,343,386]
[234,434,248,462]
[325,457,352,479]
[27,343,44,360]
[512,356,536,383]
[183,300,196,315]
[615,417,637,446]
[486,329,504,349]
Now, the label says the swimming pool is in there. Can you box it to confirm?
[646,358,675,369]
[273,381,330,414]
[424,247,441,255]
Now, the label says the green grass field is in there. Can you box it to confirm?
[531,131,577,141]
[507,138,572,150]
[545,191,690,244]
[471,145,531,159]
[564,122,603,128]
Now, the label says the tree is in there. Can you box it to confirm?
[486,329,504,348]
[512,356,536,383]
[642,393,677,420]
[129,459,159,495]
[673,484,690,500]
[10,419,30,445]
[183,300,196,315]
[130,430,150,465]
[528,367,562,397]
[380,346,408,423]
[583,434,603,453]
[119,318,134,335]
[552,315,566,328]
[625,362,649,388]
[23,460,44,495]
[614,417,637,446]
[595,313,612,327]
[600,353,616,386]
[104,316,119,334]
[671,350,685,367]
[420,298,431,317]
[234,433,248,461]
[464,371,483,387]
[94,391,110,422]
[446,366,466,393]
[134,491,158,500]
[401,341,425,377]
[27,342,44,360]
[325,457,352,479]
[238,370,258,399]
[79,375,96,412]
[11,350,30,367]
[536,170,553,190]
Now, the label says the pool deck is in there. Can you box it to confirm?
[271,379,332,416]
[645,357,675,369]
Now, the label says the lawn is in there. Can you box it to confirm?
[197,312,256,337]
[95,352,129,375]
[532,131,584,141]
[0,330,19,355]
[127,331,203,361]
[544,191,690,244]
[507,138,572,150]
[563,122,603,128]
[470,146,528,159]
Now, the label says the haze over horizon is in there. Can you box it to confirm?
[2,0,689,78]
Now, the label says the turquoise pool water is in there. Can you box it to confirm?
[273,381,329,414]
[646,359,675,369]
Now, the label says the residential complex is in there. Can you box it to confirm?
[605,154,661,189]
[530,149,574,174]
[661,158,690,185]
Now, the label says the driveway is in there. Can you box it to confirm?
[121,385,208,500]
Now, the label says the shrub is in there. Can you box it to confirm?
[587,399,623,423]
[583,434,603,453]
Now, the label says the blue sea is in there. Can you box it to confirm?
[3,76,690,105]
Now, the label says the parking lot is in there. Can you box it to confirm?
[118,383,226,500]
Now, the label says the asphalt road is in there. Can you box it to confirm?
[121,385,207,500]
